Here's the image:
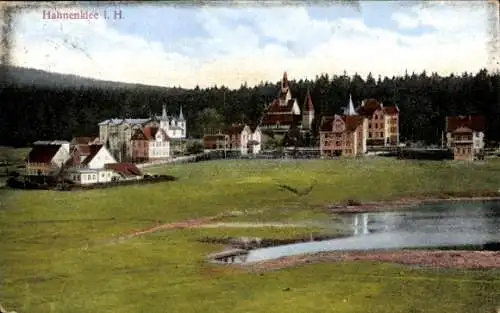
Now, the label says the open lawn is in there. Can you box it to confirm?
[1,157,500,313]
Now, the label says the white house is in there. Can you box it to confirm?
[65,168,118,185]
[131,126,171,162]
[80,144,117,169]
[250,125,262,154]
[224,123,262,155]
[445,115,485,153]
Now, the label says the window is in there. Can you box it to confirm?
[93,175,96,180]
[87,174,91,180]
[369,133,372,138]
[380,132,383,137]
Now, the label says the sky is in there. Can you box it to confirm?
[10,0,500,89]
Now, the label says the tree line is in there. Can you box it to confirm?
[0,69,498,147]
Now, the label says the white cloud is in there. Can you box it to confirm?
[10,3,496,89]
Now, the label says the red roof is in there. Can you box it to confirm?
[105,163,142,177]
[446,115,485,132]
[71,137,95,145]
[81,144,103,165]
[304,89,314,112]
[224,124,247,135]
[319,115,364,132]
[77,144,90,156]
[26,145,61,163]
[319,116,335,132]
[383,106,399,115]
[452,126,473,134]
[261,114,298,126]
[266,99,297,114]
[357,99,382,116]
[343,115,365,131]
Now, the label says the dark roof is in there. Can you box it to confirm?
[446,115,485,132]
[319,116,335,132]
[131,127,170,141]
[26,145,61,163]
[304,89,314,112]
[105,163,142,177]
[81,144,103,165]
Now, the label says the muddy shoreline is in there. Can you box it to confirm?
[325,194,500,214]
[199,233,347,250]
[246,250,500,272]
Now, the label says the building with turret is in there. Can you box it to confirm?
[98,105,186,161]
[261,72,315,134]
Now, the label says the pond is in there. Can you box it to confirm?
[245,200,500,263]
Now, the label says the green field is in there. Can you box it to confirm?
[1,158,500,313]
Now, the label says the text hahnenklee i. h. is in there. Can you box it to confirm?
[42,9,124,20]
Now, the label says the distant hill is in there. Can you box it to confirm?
[0,65,173,90]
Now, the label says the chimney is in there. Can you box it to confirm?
[361,100,366,107]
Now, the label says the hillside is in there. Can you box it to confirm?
[0,65,172,90]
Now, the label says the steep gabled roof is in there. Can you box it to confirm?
[224,124,249,136]
[81,144,103,165]
[266,99,297,114]
[71,137,94,145]
[304,89,314,112]
[446,115,485,132]
[262,114,299,126]
[26,145,61,163]
[105,163,142,177]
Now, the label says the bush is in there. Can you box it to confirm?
[186,141,204,155]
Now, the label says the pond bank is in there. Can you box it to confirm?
[325,193,500,214]
[199,233,347,250]
[246,250,500,272]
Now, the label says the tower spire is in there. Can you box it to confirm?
[304,88,314,112]
[344,93,357,116]
[162,104,167,120]
[282,71,288,89]
[178,106,185,121]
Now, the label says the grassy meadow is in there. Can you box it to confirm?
[1,157,500,313]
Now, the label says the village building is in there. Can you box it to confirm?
[319,114,368,157]
[356,98,400,147]
[25,142,71,176]
[64,144,118,184]
[98,105,186,161]
[130,126,171,162]
[203,134,230,150]
[445,115,485,161]
[261,72,314,135]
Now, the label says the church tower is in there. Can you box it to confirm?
[160,104,169,132]
[178,106,186,138]
[302,88,314,129]
[279,71,292,106]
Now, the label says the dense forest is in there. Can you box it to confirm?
[0,68,498,147]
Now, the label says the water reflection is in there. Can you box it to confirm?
[245,200,500,263]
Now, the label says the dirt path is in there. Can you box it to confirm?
[247,250,500,272]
